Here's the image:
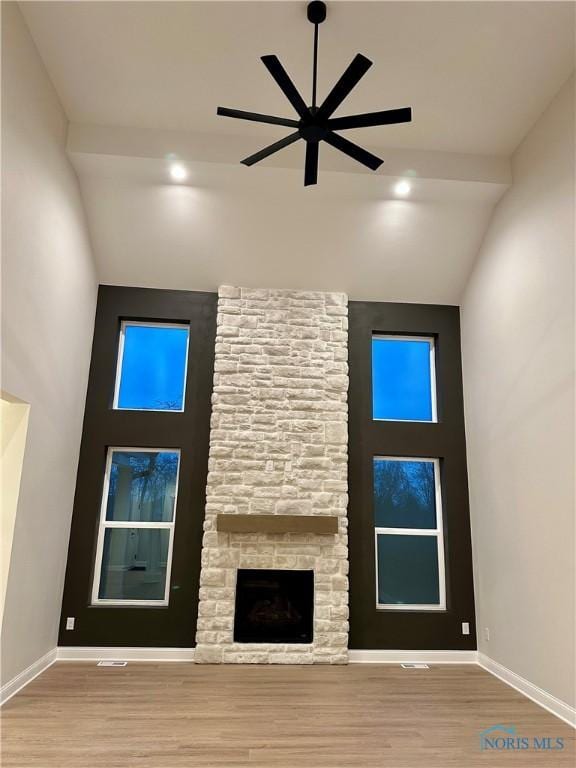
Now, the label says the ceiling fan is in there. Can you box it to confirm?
[217,1,412,186]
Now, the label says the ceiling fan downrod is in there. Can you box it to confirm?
[307,1,327,109]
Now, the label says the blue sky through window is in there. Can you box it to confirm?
[116,324,189,410]
[372,337,434,421]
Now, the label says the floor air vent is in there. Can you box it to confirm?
[97,661,127,667]
[401,663,429,669]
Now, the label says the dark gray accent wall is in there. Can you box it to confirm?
[58,286,217,648]
[347,301,476,650]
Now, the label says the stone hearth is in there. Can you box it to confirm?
[194,286,349,664]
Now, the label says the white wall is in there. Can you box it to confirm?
[462,76,575,707]
[1,3,97,684]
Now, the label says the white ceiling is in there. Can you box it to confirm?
[72,155,498,303]
[21,1,574,154]
[19,1,575,302]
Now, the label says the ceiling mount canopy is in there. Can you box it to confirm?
[217,1,412,186]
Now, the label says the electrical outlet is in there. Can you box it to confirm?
[484,627,490,642]
[66,617,75,630]
[461,621,470,635]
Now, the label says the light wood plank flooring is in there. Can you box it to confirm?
[1,662,573,767]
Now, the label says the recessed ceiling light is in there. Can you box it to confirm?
[394,180,411,197]
[170,164,188,182]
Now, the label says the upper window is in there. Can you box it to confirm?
[372,336,437,422]
[114,322,189,411]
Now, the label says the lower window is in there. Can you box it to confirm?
[92,448,180,606]
[373,456,446,610]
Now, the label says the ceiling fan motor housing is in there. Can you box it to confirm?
[299,113,328,143]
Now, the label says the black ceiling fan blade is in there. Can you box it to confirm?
[316,53,373,120]
[328,107,412,131]
[217,107,300,128]
[324,131,383,171]
[304,141,319,186]
[241,131,301,166]
[261,55,309,118]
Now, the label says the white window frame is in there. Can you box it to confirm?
[372,335,438,423]
[113,321,190,413]
[91,447,181,607]
[374,456,446,611]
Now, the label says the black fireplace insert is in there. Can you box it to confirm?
[233,569,314,644]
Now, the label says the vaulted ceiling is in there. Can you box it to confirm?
[21,1,575,302]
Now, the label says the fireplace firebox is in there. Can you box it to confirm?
[233,569,314,644]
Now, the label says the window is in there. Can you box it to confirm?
[373,457,445,610]
[114,322,189,411]
[92,448,180,605]
[372,335,436,422]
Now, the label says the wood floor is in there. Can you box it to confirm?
[1,662,573,767]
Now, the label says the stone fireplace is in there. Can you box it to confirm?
[194,286,349,664]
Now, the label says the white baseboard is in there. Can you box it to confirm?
[61,648,477,665]
[0,648,57,706]
[56,646,196,662]
[349,649,479,664]
[478,652,575,728]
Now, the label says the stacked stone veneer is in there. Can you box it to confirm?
[194,286,349,664]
